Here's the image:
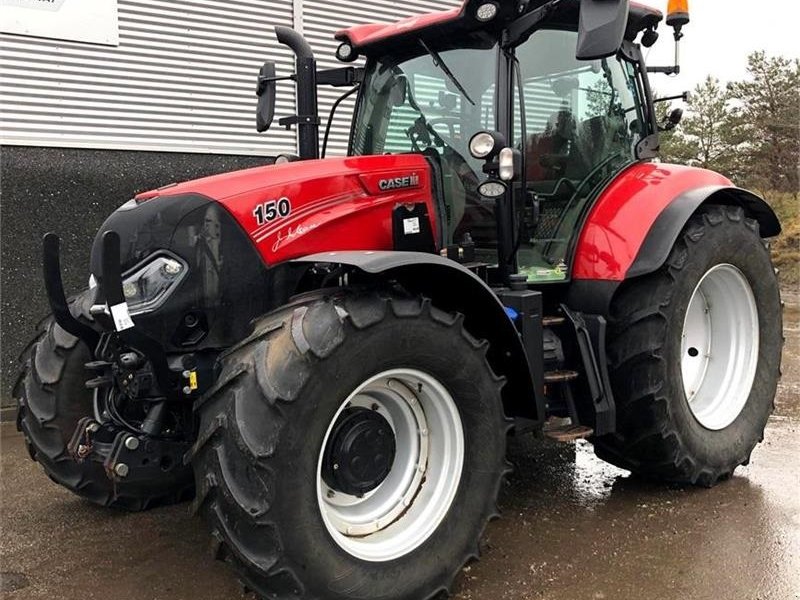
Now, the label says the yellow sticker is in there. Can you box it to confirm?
[188,371,198,391]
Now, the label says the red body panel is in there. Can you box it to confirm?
[139,154,436,265]
[335,3,466,49]
[572,162,732,281]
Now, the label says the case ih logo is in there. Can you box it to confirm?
[378,173,420,191]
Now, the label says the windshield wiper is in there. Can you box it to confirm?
[419,40,475,106]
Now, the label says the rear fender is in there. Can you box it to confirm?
[626,185,780,278]
[293,251,541,421]
[568,163,781,314]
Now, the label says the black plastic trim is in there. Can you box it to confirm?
[627,185,782,279]
[293,251,542,421]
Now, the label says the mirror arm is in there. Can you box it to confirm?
[647,65,681,75]
[653,91,690,104]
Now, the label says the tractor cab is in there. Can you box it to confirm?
[260,0,665,285]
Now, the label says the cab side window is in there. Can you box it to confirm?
[516,29,641,192]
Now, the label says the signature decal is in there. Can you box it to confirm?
[271,223,320,253]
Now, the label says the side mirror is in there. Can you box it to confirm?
[576,0,630,60]
[662,107,684,131]
[256,61,277,133]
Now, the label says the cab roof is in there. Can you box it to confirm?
[335,0,662,56]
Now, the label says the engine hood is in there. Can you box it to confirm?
[131,153,437,266]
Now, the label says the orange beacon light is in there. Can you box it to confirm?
[667,0,690,31]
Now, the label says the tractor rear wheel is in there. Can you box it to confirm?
[190,292,509,600]
[15,290,194,510]
[595,205,782,486]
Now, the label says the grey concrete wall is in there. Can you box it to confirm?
[1,146,270,407]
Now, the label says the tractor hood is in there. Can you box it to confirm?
[120,153,436,267]
[87,153,437,351]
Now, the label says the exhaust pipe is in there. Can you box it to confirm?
[275,26,320,160]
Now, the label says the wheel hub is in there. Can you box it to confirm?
[680,263,759,430]
[316,369,464,562]
[322,407,396,496]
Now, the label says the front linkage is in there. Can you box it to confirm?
[42,232,202,493]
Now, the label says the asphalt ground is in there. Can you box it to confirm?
[1,301,798,600]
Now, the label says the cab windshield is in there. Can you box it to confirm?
[351,44,499,245]
[351,31,645,282]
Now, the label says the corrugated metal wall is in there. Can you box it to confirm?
[0,0,459,157]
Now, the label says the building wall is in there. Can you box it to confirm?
[0,0,460,157]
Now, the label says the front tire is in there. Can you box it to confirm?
[595,205,782,486]
[190,292,509,599]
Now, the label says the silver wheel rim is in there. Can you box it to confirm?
[681,264,759,430]
[316,369,464,562]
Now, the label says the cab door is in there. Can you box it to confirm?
[512,28,647,282]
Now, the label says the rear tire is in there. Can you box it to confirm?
[15,291,194,510]
[595,205,782,486]
[190,291,509,600]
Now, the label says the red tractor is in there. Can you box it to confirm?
[16,1,782,598]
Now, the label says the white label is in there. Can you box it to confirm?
[109,302,134,332]
[403,217,420,235]
[0,0,119,46]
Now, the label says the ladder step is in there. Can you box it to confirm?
[543,424,594,442]
[544,370,578,383]
[542,315,566,327]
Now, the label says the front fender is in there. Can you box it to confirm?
[294,251,541,421]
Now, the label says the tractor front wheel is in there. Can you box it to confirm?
[189,292,509,600]
[595,205,782,486]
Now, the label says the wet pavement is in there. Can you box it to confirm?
[2,301,798,600]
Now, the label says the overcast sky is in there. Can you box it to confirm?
[635,0,800,97]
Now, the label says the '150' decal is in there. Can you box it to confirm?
[253,197,291,226]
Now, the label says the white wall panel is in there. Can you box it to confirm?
[0,0,296,155]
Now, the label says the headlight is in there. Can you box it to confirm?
[120,254,188,316]
[468,130,506,160]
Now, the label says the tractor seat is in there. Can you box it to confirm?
[526,108,577,184]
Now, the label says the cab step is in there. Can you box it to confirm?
[543,369,578,383]
[542,315,566,327]
[543,423,594,442]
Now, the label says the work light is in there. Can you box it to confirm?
[469,130,504,160]
[475,2,499,22]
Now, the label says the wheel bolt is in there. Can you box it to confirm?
[114,463,129,477]
[124,436,140,451]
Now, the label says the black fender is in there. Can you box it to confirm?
[293,251,541,421]
[567,185,781,316]
[627,185,781,279]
